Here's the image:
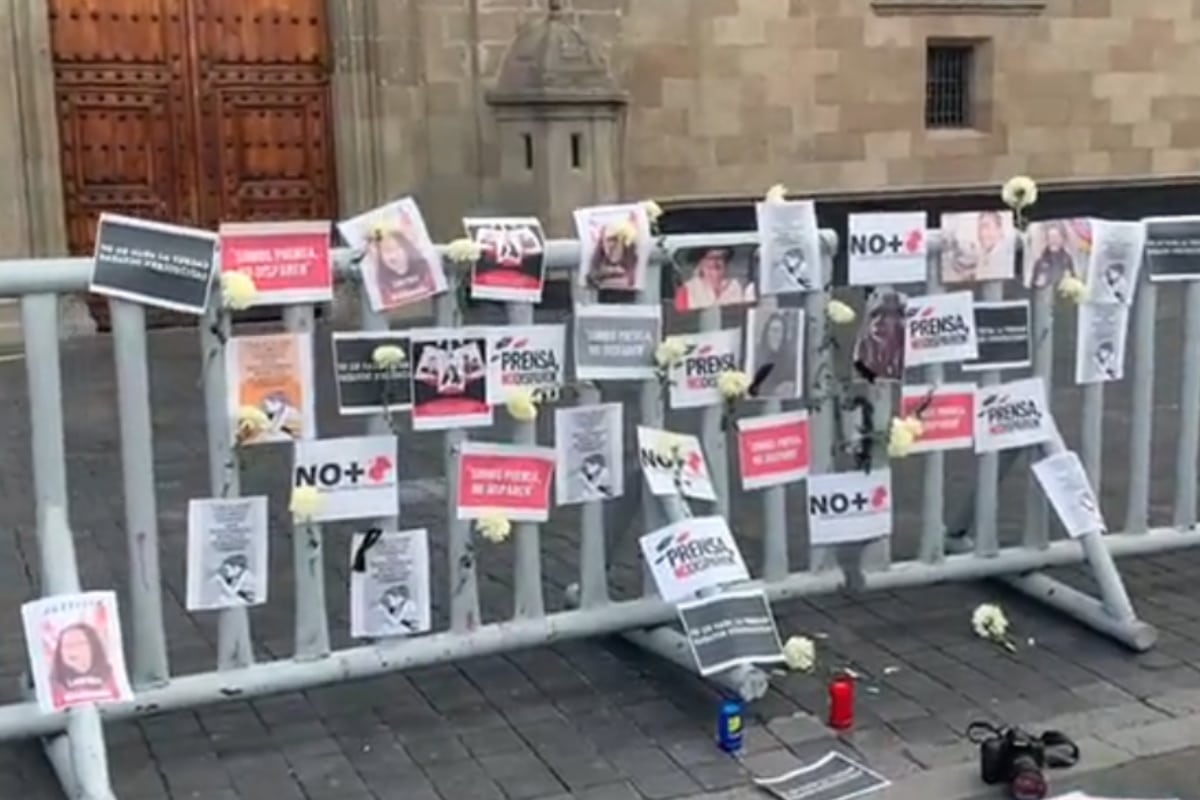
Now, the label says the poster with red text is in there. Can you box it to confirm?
[456,442,556,522]
[735,411,810,490]
[218,220,332,305]
[900,383,975,453]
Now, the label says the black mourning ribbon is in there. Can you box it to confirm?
[352,527,384,573]
[747,363,774,398]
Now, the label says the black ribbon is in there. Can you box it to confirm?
[352,527,384,573]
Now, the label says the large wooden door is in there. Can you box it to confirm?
[48,0,337,319]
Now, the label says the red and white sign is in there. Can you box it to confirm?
[847,211,927,286]
[456,442,555,522]
[900,383,975,453]
[219,220,332,305]
[735,411,810,490]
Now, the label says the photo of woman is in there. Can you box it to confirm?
[209,554,257,605]
[573,203,651,291]
[337,197,448,312]
[673,245,757,312]
[940,210,1016,284]
[852,291,906,382]
[745,308,803,399]
[1025,219,1090,290]
[376,585,421,633]
[50,623,118,709]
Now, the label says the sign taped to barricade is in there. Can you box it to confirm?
[486,324,565,404]
[974,377,1055,453]
[349,528,431,639]
[186,496,269,611]
[847,211,927,286]
[807,470,892,546]
[464,216,546,302]
[900,384,974,453]
[636,426,717,501]
[409,328,492,430]
[332,331,413,415]
[219,220,332,305]
[293,435,399,522]
[677,589,785,676]
[903,291,979,367]
[226,332,316,445]
[667,328,742,409]
[736,411,810,490]
[573,304,661,380]
[456,442,556,521]
[639,516,750,603]
[555,403,624,505]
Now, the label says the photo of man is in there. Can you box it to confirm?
[941,210,1016,284]
[673,245,757,312]
[209,554,257,605]
[1025,219,1090,290]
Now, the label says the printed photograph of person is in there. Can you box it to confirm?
[465,217,546,301]
[338,197,447,312]
[1024,219,1090,290]
[1091,341,1120,381]
[376,585,421,633]
[673,245,757,312]
[940,210,1016,284]
[745,308,803,399]
[574,204,650,291]
[572,452,614,500]
[209,554,257,605]
[50,622,119,709]
[258,390,303,439]
[1096,259,1132,304]
[852,291,906,382]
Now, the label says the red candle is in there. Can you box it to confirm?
[828,673,855,730]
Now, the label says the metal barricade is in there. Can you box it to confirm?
[1,228,1196,799]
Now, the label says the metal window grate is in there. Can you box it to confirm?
[925,44,973,129]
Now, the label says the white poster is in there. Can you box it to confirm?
[745,308,804,399]
[1032,451,1106,539]
[1075,303,1129,385]
[902,291,979,367]
[337,196,447,311]
[847,212,927,286]
[485,324,566,405]
[636,425,717,502]
[292,435,399,522]
[555,404,624,505]
[806,470,893,546]
[756,199,823,294]
[940,210,1017,284]
[185,496,269,611]
[639,516,750,603]
[974,377,1056,453]
[573,203,652,291]
[668,328,742,409]
[349,528,431,639]
[1085,220,1146,304]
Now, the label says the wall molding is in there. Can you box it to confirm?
[871,0,1046,15]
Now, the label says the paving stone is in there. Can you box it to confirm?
[573,782,642,800]
[629,768,703,800]
[687,757,748,792]
[765,712,835,746]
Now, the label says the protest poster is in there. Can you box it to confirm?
[963,300,1031,372]
[745,308,804,399]
[735,411,810,490]
[1086,219,1146,304]
[21,591,134,714]
[900,384,974,453]
[332,331,412,415]
[456,442,556,522]
[554,403,624,505]
[852,290,906,382]
[974,377,1056,453]
[1032,450,1106,539]
[636,425,717,502]
[1024,218,1091,290]
[902,290,979,368]
[349,528,431,639]
[667,328,743,409]
[464,216,546,302]
[338,197,447,311]
[677,589,785,676]
[846,211,927,286]
[225,332,315,445]
[753,752,890,800]
[940,210,1016,284]
[574,203,651,291]
[293,435,399,522]
[218,220,332,305]
[486,324,566,405]
[806,470,892,546]
[1076,303,1129,385]
[756,199,823,294]
[409,328,492,430]
[572,304,661,380]
[89,213,218,315]
[185,496,269,611]
[672,243,757,312]
[1145,215,1200,283]
[638,516,750,603]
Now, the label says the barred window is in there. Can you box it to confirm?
[925,44,974,129]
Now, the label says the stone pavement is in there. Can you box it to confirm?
[0,286,1198,799]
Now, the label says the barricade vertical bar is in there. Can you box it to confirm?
[1126,278,1157,533]
[1023,282,1055,549]
[571,279,609,607]
[109,299,170,687]
[199,301,254,669]
[640,251,665,593]
[359,290,400,533]
[699,305,731,518]
[919,250,946,564]
[973,280,1004,557]
[438,272,481,630]
[756,294,788,580]
[1080,384,1104,488]
[1173,281,1200,530]
[283,304,331,660]
[508,299,545,618]
[864,286,893,572]
[806,236,837,571]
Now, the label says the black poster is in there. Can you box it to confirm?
[677,589,784,676]
[754,752,890,800]
[332,332,413,415]
[408,330,491,431]
[963,300,1031,372]
[1145,215,1200,282]
[464,216,547,302]
[89,213,218,315]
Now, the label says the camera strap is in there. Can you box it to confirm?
[1039,729,1080,769]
